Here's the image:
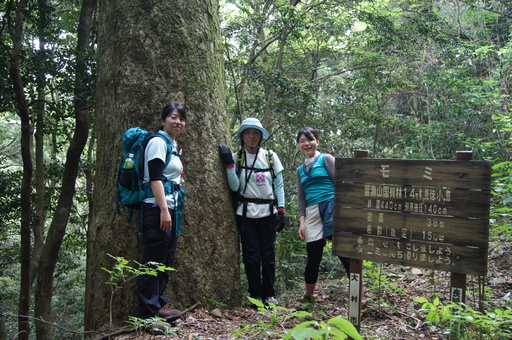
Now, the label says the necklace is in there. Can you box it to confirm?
[304,151,320,166]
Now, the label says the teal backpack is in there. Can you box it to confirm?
[116,127,173,221]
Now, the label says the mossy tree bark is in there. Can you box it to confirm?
[85,0,241,332]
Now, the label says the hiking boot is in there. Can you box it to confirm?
[301,293,314,302]
[146,321,172,335]
[265,296,278,306]
[294,293,315,311]
[158,304,182,322]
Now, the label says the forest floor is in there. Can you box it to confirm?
[109,231,512,340]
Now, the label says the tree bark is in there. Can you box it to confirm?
[30,0,51,287]
[85,0,241,332]
[8,0,32,339]
[33,0,95,338]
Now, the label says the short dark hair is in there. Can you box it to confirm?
[296,126,318,143]
[162,102,186,121]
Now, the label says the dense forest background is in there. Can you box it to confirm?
[1,0,511,339]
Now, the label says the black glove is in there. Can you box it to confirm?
[276,208,286,232]
[218,144,234,167]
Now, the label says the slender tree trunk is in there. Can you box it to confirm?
[86,0,241,332]
[8,0,32,338]
[33,0,96,338]
[0,314,5,340]
[30,0,50,286]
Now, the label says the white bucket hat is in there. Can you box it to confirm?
[235,117,269,139]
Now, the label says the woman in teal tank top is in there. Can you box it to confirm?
[296,127,350,302]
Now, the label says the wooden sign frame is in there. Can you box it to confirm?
[332,151,492,332]
[333,157,491,276]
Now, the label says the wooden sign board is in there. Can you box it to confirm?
[332,158,491,276]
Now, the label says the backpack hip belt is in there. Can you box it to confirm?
[240,196,276,220]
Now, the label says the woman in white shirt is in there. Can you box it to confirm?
[219,118,286,306]
[137,102,186,325]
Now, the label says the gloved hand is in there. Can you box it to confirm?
[276,207,286,232]
[218,144,234,167]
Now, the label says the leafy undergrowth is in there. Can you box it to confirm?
[111,231,512,340]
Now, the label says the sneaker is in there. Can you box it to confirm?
[265,296,278,306]
[158,304,182,322]
[146,321,172,335]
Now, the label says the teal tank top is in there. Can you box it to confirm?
[297,154,334,206]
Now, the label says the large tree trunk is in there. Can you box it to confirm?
[85,0,241,332]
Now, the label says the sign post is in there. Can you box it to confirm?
[449,151,474,304]
[347,150,367,330]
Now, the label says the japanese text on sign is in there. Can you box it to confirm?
[333,157,491,276]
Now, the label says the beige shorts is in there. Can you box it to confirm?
[305,204,323,243]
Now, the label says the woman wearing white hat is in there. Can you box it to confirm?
[219,118,286,306]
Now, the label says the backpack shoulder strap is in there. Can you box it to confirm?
[236,149,244,177]
[236,147,276,179]
[264,148,275,180]
[145,132,175,166]
[264,148,277,206]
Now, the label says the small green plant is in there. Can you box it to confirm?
[208,298,228,309]
[102,254,175,332]
[230,297,310,339]
[231,297,362,340]
[284,317,363,340]
[102,254,175,289]
[295,295,318,312]
[231,318,274,339]
[414,297,512,339]
[125,316,178,336]
[363,261,402,293]
[414,297,454,324]
[251,297,310,327]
